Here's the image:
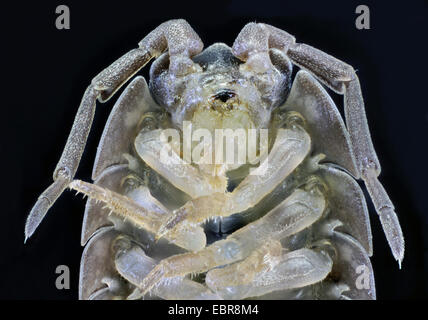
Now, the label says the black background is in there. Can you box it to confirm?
[1,0,427,299]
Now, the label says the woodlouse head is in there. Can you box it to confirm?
[149,43,293,130]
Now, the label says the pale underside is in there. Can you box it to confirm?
[25,20,403,300]
[77,70,375,300]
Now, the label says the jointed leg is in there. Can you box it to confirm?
[135,181,326,296]
[25,20,204,241]
[205,240,333,299]
[69,180,206,252]
[157,113,311,236]
[114,236,221,300]
[134,129,227,199]
[232,23,404,266]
